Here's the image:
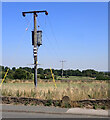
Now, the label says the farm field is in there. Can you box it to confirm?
[57,76,94,81]
[1,79,109,101]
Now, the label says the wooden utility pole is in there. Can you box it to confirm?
[60,60,66,78]
[34,12,37,87]
[22,10,48,87]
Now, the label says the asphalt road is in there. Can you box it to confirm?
[1,104,109,118]
[2,111,106,118]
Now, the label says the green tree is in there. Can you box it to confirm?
[13,68,32,80]
[44,69,51,75]
[38,68,44,74]
[4,66,10,72]
[82,69,98,77]
[23,67,32,73]
[8,70,14,79]
[13,69,26,79]
[12,67,16,71]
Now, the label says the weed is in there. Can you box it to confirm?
[88,94,92,99]
[64,103,71,108]
[1,89,7,96]
[31,103,34,106]
[93,104,98,109]
[31,89,36,98]
[7,90,12,96]
[16,90,20,97]
[24,101,29,106]
[101,106,106,110]
[45,100,52,106]
[54,101,60,107]
[34,103,37,106]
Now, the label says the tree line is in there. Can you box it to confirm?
[0,66,110,80]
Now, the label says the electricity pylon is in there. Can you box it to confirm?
[60,60,66,78]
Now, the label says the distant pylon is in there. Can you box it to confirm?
[60,60,66,77]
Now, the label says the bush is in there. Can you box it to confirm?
[46,75,52,79]
[96,75,110,80]
[40,74,52,79]
[40,74,45,79]
[65,75,69,78]
[54,75,57,80]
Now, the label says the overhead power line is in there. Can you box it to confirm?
[37,17,60,61]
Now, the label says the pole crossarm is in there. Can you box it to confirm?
[60,60,66,62]
[22,10,48,17]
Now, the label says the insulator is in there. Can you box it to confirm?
[45,11,48,15]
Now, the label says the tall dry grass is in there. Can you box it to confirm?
[1,81,109,101]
